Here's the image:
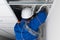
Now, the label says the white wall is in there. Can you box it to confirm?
[0,0,17,39]
[46,0,60,40]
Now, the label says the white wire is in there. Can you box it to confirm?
[36,5,48,13]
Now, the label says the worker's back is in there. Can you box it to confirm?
[14,8,47,40]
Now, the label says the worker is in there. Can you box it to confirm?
[14,6,48,40]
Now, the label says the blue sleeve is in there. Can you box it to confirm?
[28,11,47,32]
[14,20,38,40]
[14,21,25,40]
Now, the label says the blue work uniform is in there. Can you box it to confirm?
[14,10,47,40]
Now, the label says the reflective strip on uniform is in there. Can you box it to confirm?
[25,24,39,36]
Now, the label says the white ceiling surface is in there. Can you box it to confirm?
[0,0,17,39]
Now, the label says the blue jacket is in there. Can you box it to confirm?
[14,10,47,40]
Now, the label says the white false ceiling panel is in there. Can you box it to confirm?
[0,0,17,39]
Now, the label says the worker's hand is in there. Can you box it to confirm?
[17,20,20,23]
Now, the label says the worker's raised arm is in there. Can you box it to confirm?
[28,8,48,32]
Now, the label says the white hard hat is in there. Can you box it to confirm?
[21,8,33,19]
